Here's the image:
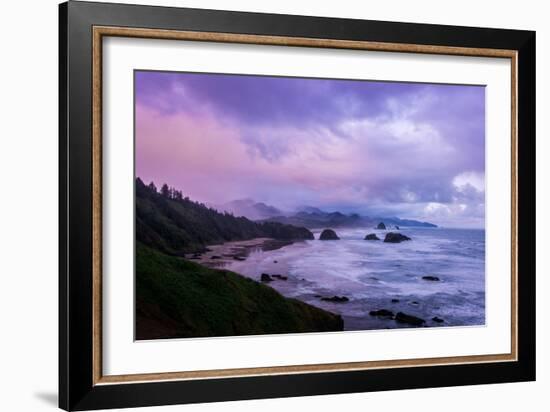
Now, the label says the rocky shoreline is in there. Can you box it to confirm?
[184,237,296,268]
[187,225,416,269]
[182,232,456,331]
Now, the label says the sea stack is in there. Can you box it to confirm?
[376,222,386,230]
[383,232,412,243]
[364,233,380,240]
[319,229,340,240]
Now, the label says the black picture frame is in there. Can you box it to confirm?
[59,1,536,410]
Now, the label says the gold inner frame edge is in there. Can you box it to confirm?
[91,25,518,386]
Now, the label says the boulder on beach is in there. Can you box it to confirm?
[321,295,349,303]
[376,222,387,230]
[319,229,340,240]
[395,312,425,326]
[369,309,394,318]
[383,232,412,243]
[364,233,380,241]
[422,275,440,281]
[260,273,273,282]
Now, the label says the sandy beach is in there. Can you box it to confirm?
[185,237,294,272]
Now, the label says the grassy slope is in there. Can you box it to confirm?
[136,243,344,339]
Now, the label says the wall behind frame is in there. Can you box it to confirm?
[0,0,546,412]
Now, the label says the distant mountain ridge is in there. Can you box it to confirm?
[263,209,436,229]
[216,200,437,229]
[379,217,438,228]
[298,206,325,214]
[218,198,283,221]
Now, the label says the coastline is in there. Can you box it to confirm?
[181,227,486,332]
[185,237,296,270]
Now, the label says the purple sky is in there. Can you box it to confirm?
[135,71,485,228]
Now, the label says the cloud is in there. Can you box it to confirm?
[135,71,486,227]
[453,171,485,192]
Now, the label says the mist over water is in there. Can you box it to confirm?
[225,227,485,330]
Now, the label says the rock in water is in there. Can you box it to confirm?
[383,232,412,243]
[422,275,440,281]
[376,222,387,230]
[395,312,425,326]
[395,225,400,230]
[319,229,340,240]
[260,273,273,282]
[364,233,380,240]
[432,316,445,323]
[369,309,394,318]
[321,296,349,303]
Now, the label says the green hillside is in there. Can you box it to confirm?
[136,243,344,339]
[136,178,313,255]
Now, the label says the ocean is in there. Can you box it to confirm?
[222,227,486,330]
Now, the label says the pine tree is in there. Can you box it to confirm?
[161,183,170,197]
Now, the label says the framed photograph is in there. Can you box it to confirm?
[59,1,535,410]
